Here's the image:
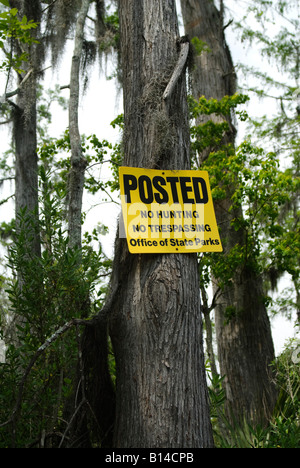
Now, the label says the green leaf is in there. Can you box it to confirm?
[191,37,211,55]
[0,0,10,7]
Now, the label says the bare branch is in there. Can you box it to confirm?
[4,69,34,99]
[67,0,90,250]
[0,177,15,183]
[41,0,59,14]
[0,119,13,125]
[0,194,15,207]
[163,41,189,102]
[0,317,94,431]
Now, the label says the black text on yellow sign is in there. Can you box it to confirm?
[119,167,223,254]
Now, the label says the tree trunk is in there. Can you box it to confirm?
[14,77,40,258]
[13,0,42,260]
[104,0,214,448]
[181,0,277,426]
[68,0,90,250]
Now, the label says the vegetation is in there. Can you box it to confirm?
[208,341,300,448]
[0,0,38,73]
[0,0,299,448]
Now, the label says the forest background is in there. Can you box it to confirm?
[0,0,299,449]
[0,0,296,354]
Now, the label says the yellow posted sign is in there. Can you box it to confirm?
[119,167,222,254]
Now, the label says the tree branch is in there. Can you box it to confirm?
[0,177,15,183]
[0,317,94,431]
[67,0,90,250]
[0,119,13,125]
[3,68,34,99]
[41,0,59,14]
[163,41,189,102]
[2,66,51,101]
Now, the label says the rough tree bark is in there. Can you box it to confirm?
[100,0,214,448]
[68,0,90,250]
[11,0,42,259]
[180,0,277,426]
[14,76,40,259]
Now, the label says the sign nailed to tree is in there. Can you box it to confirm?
[119,167,222,254]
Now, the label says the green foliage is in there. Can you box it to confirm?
[0,2,38,73]
[190,93,300,296]
[0,78,120,445]
[190,37,211,56]
[36,84,68,139]
[189,93,249,163]
[98,9,119,54]
[233,0,299,160]
[189,93,249,118]
[231,0,300,305]
[194,90,300,448]
[206,367,226,423]
[107,113,123,191]
[38,122,122,200]
[209,341,300,448]
[0,148,112,447]
[235,0,299,77]
[0,1,123,449]
[0,0,298,447]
